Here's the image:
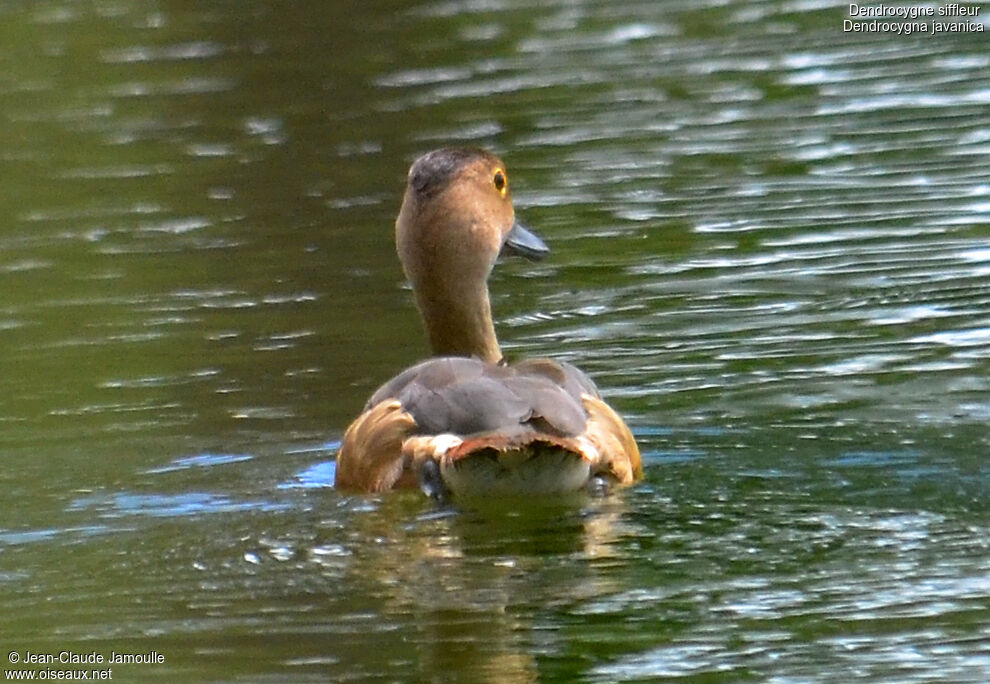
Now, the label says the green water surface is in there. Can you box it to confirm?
[1,1,988,681]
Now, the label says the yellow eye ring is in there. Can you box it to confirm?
[493,169,507,197]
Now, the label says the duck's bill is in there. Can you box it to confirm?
[502,219,550,261]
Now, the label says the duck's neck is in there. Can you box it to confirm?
[413,281,502,363]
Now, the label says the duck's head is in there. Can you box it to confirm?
[395,148,549,362]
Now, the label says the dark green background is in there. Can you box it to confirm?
[1,1,987,681]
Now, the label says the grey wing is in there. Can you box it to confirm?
[511,357,601,401]
[365,357,487,409]
[364,356,592,438]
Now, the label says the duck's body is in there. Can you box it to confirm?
[335,148,641,498]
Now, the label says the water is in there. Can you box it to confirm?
[2,0,988,681]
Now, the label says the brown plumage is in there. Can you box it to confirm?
[335,148,641,498]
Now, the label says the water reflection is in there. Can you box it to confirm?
[305,495,640,683]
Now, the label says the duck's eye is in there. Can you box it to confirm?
[493,169,507,197]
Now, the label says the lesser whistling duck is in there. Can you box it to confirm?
[335,148,641,499]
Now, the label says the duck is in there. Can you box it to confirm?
[334,147,641,499]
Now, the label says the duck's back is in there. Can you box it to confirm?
[335,356,640,496]
[367,356,597,438]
